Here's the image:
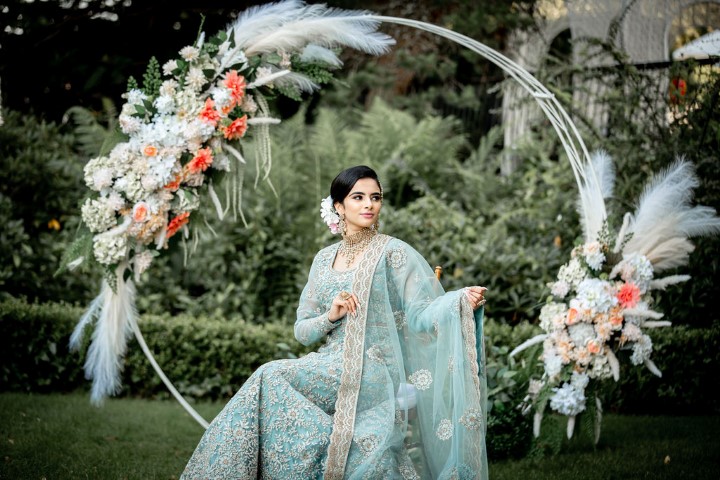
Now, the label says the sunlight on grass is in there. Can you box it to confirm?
[1,392,718,479]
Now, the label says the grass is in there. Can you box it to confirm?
[1,392,718,479]
[0,392,225,480]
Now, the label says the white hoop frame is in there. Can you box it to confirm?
[146,15,605,430]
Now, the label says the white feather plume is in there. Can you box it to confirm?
[641,320,672,328]
[649,275,691,290]
[227,1,394,57]
[509,333,547,357]
[613,212,633,253]
[577,150,613,242]
[301,44,343,67]
[566,414,576,439]
[606,348,620,381]
[622,159,720,272]
[644,358,663,377]
[76,267,138,405]
[69,288,104,351]
[623,308,664,319]
[533,410,543,438]
[272,71,319,93]
[228,0,309,48]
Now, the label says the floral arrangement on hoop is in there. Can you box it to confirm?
[61,0,394,404]
[511,152,720,441]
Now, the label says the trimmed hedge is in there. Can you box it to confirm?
[0,298,308,400]
[2,298,718,416]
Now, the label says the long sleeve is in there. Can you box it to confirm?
[294,249,342,346]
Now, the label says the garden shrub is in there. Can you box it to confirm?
[0,108,99,306]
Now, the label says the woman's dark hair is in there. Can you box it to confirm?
[330,165,382,204]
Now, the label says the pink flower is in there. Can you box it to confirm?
[329,223,339,234]
[166,212,190,239]
[617,282,641,309]
[186,147,213,174]
[199,98,221,126]
[222,115,248,140]
[224,70,246,105]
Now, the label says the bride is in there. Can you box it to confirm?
[181,165,488,480]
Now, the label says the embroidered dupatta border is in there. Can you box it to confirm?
[459,295,486,475]
[324,234,391,479]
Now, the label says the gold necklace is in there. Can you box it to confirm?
[339,228,377,269]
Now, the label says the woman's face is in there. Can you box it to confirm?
[335,178,383,235]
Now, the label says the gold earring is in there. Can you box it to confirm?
[339,214,347,236]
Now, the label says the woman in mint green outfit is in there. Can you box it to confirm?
[181,166,488,480]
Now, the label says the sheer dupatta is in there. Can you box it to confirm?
[322,234,488,480]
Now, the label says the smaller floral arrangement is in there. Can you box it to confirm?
[522,229,667,437]
[512,156,720,441]
[320,195,340,234]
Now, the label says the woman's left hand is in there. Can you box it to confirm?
[465,286,487,310]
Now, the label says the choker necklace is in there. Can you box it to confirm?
[339,228,378,268]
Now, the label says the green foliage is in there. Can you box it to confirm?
[0,108,100,305]
[0,299,86,392]
[0,298,311,401]
[604,321,720,414]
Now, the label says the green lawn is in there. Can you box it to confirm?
[1,392,718,479]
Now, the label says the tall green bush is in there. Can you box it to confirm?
[0,108,100,305]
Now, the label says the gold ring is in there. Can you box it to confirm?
[339,291,351,300]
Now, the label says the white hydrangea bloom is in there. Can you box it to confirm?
[622,323,642,342]
[570,371,589,390]
[549,382,586,416]
[550,280,570,298]
[134,249,154,274]
[106,191,126,211]
[588,354,612,379]
[154,95,175,115]
[557,257,587,288]
[124,88,147,105]
[582,241,606,271]
[616,253,654,293]
[81,198,117,233]
[574,278,618,314]
[92,168,114,191]
[539,302,567,332]
[211,87,233,113]
[544,352,563,378]
[119,107,142,134]
[114,173,145,202]
[83,156,112,191]
[630,334,653,365]
[93,235,128,265]
[568,322,595,347]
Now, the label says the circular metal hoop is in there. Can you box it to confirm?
[369,15,605,225]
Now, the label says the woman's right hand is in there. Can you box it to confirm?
[328,291,360,322]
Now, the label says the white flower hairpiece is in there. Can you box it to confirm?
[320,196,340,234]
